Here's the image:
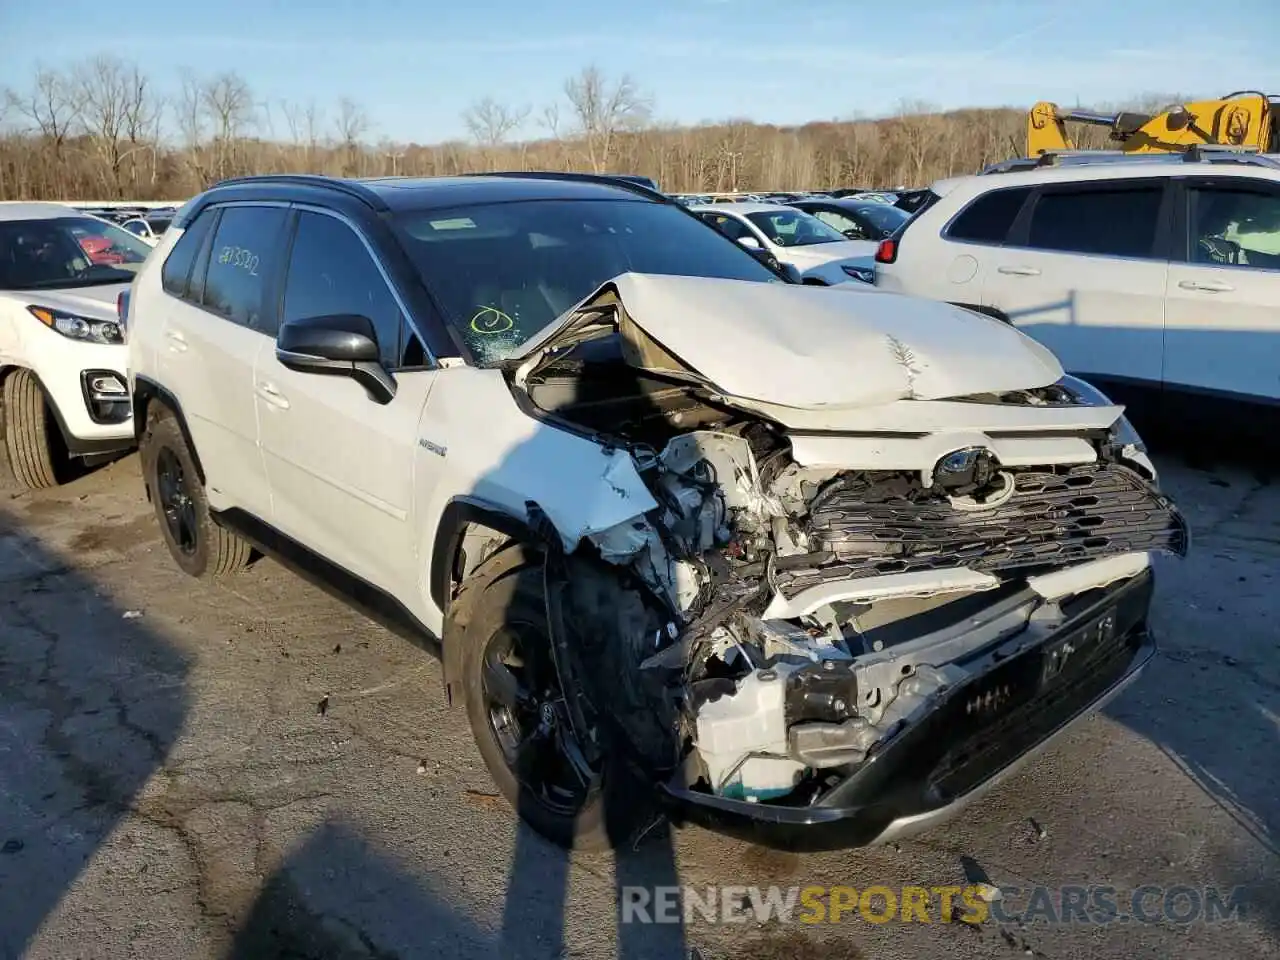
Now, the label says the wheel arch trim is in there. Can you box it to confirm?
[132,375,206,483]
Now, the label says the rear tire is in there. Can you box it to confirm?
[2,368,62,490]
[140,406,251,578]
[453,546,650,852]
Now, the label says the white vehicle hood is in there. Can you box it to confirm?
[518,273,1064,411]
[783,239,879,265]
[14,282,130,320]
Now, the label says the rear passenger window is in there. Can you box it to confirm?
[281,211,404,368]
[160,210,215,298]
[947,188,1031,244]
[1027,187,1163,259]
[202,206,288,331]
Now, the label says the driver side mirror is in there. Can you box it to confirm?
[736,235,763,251]
[276,314,397,404]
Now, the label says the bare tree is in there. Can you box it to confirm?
[334,97,370,175]
[201,72,254,180]
[75,56,142,197]
[175,71,209,185]
[540,102,563,139]
[335,97,370,145]
[562,65,651,172]
[119,64,161,191]
[463,97,530,147]
[462,97,529,170]
[282,99,326,169]
[18,67,81,155]
[1,54,1045,203]
[886,98,937,186]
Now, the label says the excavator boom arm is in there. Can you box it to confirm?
[1027,93,1275,156]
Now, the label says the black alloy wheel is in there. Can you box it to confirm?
[481,618,596,819]
[155,445,198,556]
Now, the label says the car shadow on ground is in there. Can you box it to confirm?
[0,496,191,957]
[223,817,689,960]
[225,818,493,958]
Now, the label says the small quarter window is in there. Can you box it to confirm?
[947,188,1032,244]
[161,209,215,299]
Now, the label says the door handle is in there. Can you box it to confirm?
[165,330,188,353]
[1178,279,1234,293]
[255,381,290,410]
[997,265,1041,277]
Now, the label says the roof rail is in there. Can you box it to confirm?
[470,170,672,202]
[982,148,1280,175]
[209,174,390,211]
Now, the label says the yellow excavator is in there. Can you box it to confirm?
[1027,91,1278,156]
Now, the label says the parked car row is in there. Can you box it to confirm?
[690,201,879,284]
[73,204,181,247]
[669,187,910,207]
[0,161,1211,858]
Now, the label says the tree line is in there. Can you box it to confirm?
[0,56,1159,202]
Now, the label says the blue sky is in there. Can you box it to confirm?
[2,0,1277,143]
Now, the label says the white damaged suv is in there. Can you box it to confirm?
[1,203,144,487]
[126,173,1187,851]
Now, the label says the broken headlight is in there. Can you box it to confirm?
[1058,375,1145,452]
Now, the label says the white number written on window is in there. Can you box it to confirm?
[218,245,260,276]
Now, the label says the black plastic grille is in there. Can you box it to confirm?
[780,463,1187,596]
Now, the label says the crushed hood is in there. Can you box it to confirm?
[518,273,1064,410]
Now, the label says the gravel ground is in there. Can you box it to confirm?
[0,444,1277,960]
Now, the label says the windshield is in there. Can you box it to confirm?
[393,198,780,364]
[0,216,152,290]
[848,203,910,235]
[745,209,847,247]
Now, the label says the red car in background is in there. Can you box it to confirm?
[71,224,130,265]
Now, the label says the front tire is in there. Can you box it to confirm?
[453,546,649,852]
[140,407,251,578]
[2,369,63,490]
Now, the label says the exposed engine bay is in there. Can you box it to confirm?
[504,276,1188,812]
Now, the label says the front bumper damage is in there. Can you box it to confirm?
[505,275,1188,850]
[656,566,1156,851]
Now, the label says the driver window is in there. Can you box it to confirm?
[282,211,404,366]
[1190,185,1280,269]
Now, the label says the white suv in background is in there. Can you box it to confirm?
[0,203,147,488]
[873,150,1280,411]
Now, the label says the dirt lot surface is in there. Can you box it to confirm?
[1,446,1277,960]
